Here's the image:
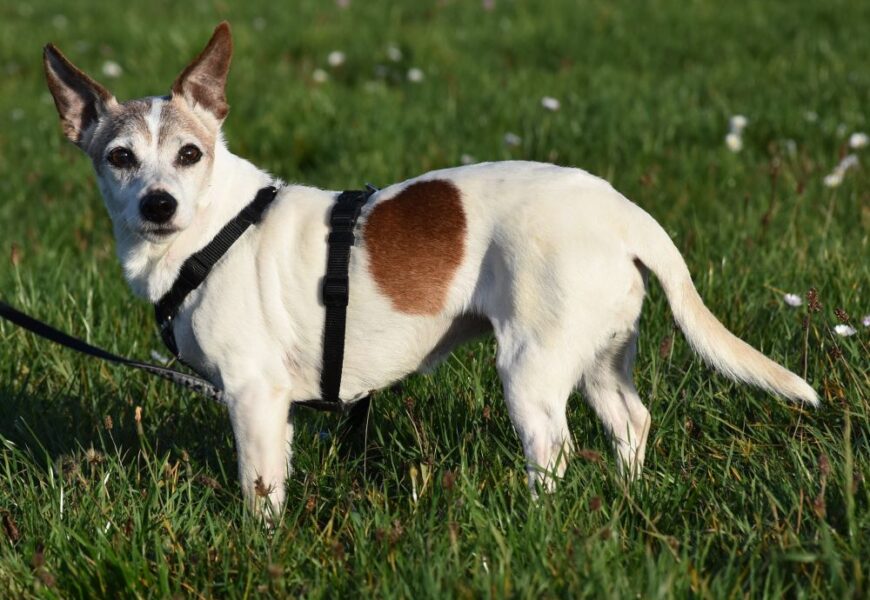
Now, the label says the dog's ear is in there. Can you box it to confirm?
[43,44,116,147]
[171,22,233,122]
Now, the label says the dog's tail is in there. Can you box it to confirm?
[629,206,818,406]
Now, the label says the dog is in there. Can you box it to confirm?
[43,22,817,517]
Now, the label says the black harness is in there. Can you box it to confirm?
[0,185,376,414]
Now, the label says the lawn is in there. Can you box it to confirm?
[0,0,867,597]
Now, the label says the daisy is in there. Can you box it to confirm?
[783,293,802,307]
[541,96,560,111]
[834,324,857,337]
[101,60,122,78]
[729,114,748,133]
[386,45,402,62]
[823,171,843,188]
[327,51,345,68]
[849,132,868,149]
[823,154,859,187]
[725,132,743,152]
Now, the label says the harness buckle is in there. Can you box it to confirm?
[322,275,349,307]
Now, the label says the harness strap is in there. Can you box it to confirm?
[316,189,375,404]
[154,185,279,358]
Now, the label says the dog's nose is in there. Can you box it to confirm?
[139,191,177,224]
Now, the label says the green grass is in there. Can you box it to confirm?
[1,0,868,597]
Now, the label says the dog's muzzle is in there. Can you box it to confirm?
[140,191,178,224]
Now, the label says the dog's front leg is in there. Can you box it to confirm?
[226,384,292,521]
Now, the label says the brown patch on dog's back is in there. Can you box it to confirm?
[364,179,467,315]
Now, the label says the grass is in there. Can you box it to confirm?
[0,0,868,597]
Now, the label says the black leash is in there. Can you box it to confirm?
[1,184,376,416]
[0,299,224,402]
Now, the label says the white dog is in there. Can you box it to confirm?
[43,23,817,516]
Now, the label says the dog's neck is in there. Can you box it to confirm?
[114,140,275,303]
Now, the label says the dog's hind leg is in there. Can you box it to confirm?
[227,384,293,521]
[580,327,651,479]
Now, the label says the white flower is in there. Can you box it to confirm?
[839,154,859,171]
[386,45,402,62]
[849,132,869,149]
[52,14,68,29]
[729,114,748,133]
[804,110,818,123]
[824,154,860,187]
[327,51,346,68]
[783,139,797,156]
[834,324,857,337]
[725,132,743,152]
[783,293,802,307]
[101,60,122,78]
[461,154,476,165]
[823,171,843,188]
[541,96,560,111]
[504,132,522,147]
[862,315,870,328]
[312,68,328,83]
[407,67,424,82]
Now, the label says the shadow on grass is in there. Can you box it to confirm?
[0,377,235,474]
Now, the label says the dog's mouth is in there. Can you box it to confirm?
[137,225,180,241]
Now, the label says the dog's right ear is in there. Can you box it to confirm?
[43,44,116,148]
[171,22,233,123]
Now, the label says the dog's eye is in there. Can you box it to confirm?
[106,147,137,169]
[177,144,203,167]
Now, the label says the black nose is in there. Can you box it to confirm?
[140,191,177,224]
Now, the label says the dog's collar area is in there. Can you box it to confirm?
[154,185,280,357]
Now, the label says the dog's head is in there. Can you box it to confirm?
[43,23,232,244]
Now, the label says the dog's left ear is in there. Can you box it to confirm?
[172,22,233,122]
